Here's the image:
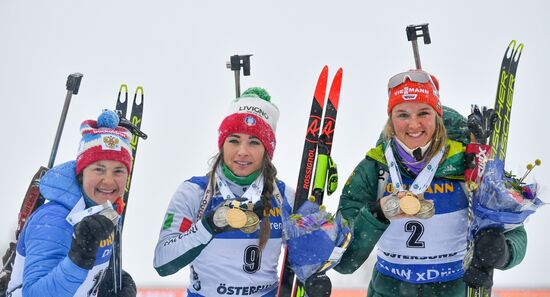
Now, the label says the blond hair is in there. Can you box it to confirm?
[383,114,448,162]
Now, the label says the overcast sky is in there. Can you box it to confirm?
[1,0,549,289]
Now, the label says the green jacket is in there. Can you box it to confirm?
[334,107,527,297]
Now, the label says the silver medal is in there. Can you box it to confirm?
[213,206,230,228]
[382,195,401,218]
[99,201,120,226]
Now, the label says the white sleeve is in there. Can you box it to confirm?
[153,181,213,276]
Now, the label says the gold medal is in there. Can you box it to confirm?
[226,208,247,228]
[399,192,421,215]
[240,211,260,234]
[416,199,435,219]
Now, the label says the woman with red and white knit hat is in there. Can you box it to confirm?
[333,69,528,296]
[7,110,137,297]
[154,87,295,297]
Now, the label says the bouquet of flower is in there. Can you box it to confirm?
[284,199,352,283]
[469,158,545,239]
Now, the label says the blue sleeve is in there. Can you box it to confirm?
[22,206,88,297]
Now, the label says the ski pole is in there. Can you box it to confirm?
[406,24,431,70]
[226,54,252,97]
[48,73,83,168]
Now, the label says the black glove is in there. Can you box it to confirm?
[69,214,114,270]
[463,228,510,288]
[202,215,230,234]
[202,206,237,235]
[98,266,137,297]
[369,199,390,223]
[305,273,332,297]
[467,105,497,143]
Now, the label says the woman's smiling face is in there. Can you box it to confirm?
[390,102,437,149]
[222,133,265,176]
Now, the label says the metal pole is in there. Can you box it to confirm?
[234,70,241,98]
[47,73,83,168]
[411,39,422,69]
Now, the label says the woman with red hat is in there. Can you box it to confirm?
[154,87,296,297]
[6,110,137,297]
[333,70,527,296]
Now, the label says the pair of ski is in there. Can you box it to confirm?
[110,84,146,293]
[277,66,343,297]
[465,40,523,297]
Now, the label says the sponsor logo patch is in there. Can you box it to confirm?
[244,115,256,126]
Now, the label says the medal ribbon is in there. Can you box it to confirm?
[384,139,445,195]
[67,200,115,226]
[215,166,264,204]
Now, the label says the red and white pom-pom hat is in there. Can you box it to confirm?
[218,87,280,159]
[76,110,133,174]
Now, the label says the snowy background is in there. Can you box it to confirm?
[1,0,549,290]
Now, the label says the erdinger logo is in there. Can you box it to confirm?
[244,115,256,126]
[402,87,417,100]
[102,135,120,149]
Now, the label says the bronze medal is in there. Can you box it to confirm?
[240,211,260,234]
[226,208,247,228]
[399,192,421,215]
[416,199,435,219]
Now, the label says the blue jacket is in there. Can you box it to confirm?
[7,161,114,297]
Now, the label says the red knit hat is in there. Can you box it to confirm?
[76,110,133,174]
[218,87,279,159]
[387,70,442,116]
